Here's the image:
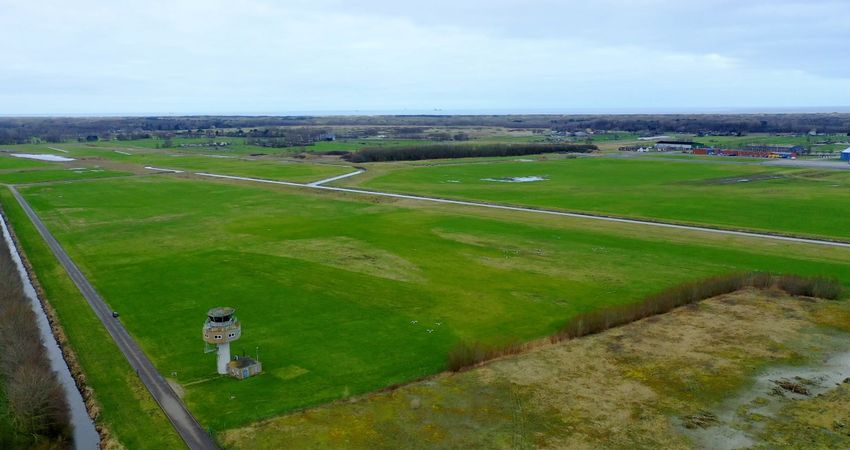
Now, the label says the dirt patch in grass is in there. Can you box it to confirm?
[683,172,787,185]
[220,290,850,449]
[246,236,424,283]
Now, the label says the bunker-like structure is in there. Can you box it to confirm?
[202,307,241,374]
[228,356,263,380]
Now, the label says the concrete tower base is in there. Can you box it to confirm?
[217,342,231,375]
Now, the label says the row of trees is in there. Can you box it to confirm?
[243,127,333,148]
[344,143,597,163]
[0,234,71,448]
[2,114,849,145]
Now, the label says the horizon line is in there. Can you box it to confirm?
[3,106,850,118]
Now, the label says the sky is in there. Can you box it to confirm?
[1,0,849,115]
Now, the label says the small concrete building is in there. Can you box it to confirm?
[228,356,262,380]
[841,147,850,161]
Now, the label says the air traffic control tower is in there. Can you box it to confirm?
[203,307,241,374]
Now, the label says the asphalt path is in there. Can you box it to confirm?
[307,169,366,186]
[197,171,850,249]
[9,187,216,450]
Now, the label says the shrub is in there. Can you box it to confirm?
[446,341,532,372]
[776,274,842,300]
[448,272,844,371]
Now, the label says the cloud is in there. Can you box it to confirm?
[0,0,848,114]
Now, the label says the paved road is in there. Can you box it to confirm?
[307,169,366,186]
[197,172,850,249]
[9,187,217,450]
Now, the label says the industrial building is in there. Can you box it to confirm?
[743,144,805,154]
[654,140,696,150]
[692,148,797,159]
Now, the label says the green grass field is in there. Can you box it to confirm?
[13,174,850,435]
[348,157,850,241]
[0,168,132,184]
[3,138,850,446]
[127,155,353,182]
[3,143,359,184]
[0,154,57,170]
[0,188,184,450]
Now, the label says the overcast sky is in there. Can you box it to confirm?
[2,0,849,115]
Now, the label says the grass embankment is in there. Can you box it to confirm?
[221,290,850,449]
[0,188,184,449]
[0,222,70,449]
[351,157,850,241]
[15,176,850,431]
[346,143,596,162]
[448,272,842,370]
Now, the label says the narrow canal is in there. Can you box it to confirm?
[0,213,100,449]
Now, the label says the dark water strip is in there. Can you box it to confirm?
[0,212,100,449]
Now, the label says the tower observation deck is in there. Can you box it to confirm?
[202,307,241,374]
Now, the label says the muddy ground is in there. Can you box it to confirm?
[220,289,850,449]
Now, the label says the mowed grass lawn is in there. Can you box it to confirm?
[17,176,850,432]
[0,168,132,184]
[2,143,356,183]
[0,154,57,170]
[351,157,850,240]
[126,155,354,182]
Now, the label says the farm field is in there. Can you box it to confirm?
[10,174,850,436]
[346,157,850,241]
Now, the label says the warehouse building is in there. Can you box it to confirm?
[744,144,805,154]
[654,140,696,150]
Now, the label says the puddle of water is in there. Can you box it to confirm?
[680,346,850,450]
[0,214,99,449]
[481,176,547,183]
[10,153,76,162]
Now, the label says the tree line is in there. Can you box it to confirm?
[0,233,71,448]
[1,113,848,145]
[344,143,597,163]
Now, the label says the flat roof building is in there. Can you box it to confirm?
[655,140,696,150]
